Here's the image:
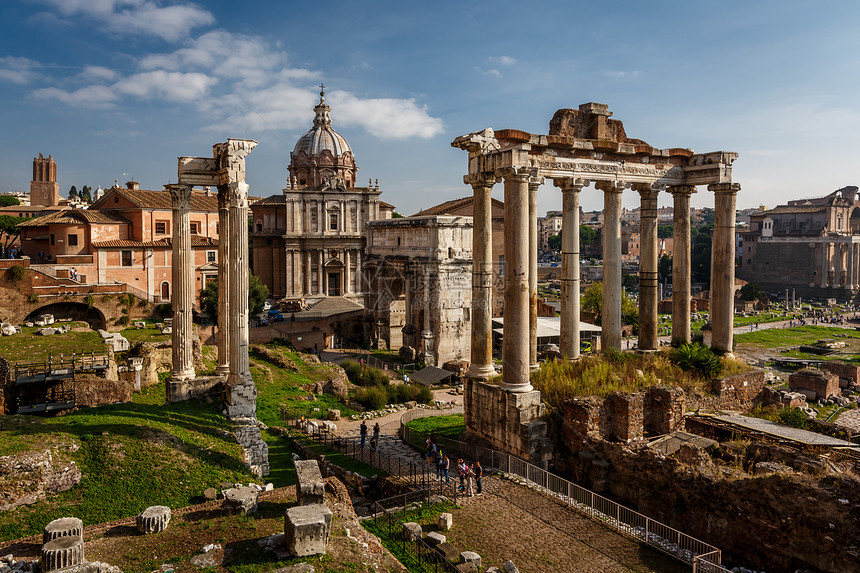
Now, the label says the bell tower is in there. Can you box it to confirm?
[30,153,60,206]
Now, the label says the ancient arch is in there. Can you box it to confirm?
[25,302,107,330]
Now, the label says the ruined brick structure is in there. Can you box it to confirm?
[789,367,839,400]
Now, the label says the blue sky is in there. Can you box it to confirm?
[2,0,860,216]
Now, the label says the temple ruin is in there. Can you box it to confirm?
[452,103,739,465]
[167,139,269,476]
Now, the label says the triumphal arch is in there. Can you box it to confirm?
[452,103,738,465]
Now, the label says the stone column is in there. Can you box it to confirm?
[554,178,586,359]
[168,184,195,383]
[318,250,324,295]
[285,249,293,297]
[821,242,829,287]
[835,243,843,288]
[596,181,625,351]
[466,173,497,379]
[848,241,854,291]
[215,186,231,375]
[500,167,533,392]
[709,182,740,355]
[669,185,696,346]
[345,250,352,294]
[636,184,660,351]
[528,174,543,368]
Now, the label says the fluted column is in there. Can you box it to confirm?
[669,185,696,346]
[554,178,587,359]
[528,174,543,368]
[834,243,843,288]
[345,250,352,294]
[227,181,252,387]
[636,184,660,351]
[821,242,829,287]
[168,184,195,382]
[305,251,311,294]
[709,182,740,355]
[215,186,231,375]
[318,250,324,295]
[596,181,625,351]
[500,167,533,392]
[847,241,854,291]
[466,173,497,379]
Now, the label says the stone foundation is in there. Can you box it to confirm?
[166,375,223,403]
[821,361,860,385]
[789,368,839,400]
[463,378,552,468]
[644,386,686,435]
[710,370,767,408]
[226,382,258,418]
[233,418,269,477]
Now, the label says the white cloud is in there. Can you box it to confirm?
[489,56,516,66]
[604,70,641,80]
[328,91,444,139]
[0,57,41,85]
[80,65,119,82]
[40,0,214,42]
[483,69,502,78]
[33,85,118,107]
[115,70,216,102]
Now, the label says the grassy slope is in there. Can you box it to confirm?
[404,414,466,440]
[0,322,105,364]
[734,325,860,348]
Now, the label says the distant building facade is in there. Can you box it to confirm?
[739,186,860,300]
[250,90,392,302]
[30,154,60,207]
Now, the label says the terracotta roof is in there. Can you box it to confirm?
[380,201,395,209]
[412,196,504,217]
[92,236,218,248]
[18,209,130,227]
[89,187,219,211]
[253,195,287,205]
[757,205,827,216]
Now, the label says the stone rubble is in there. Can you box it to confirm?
[284,504,333,557]
[221,486,258,514]
[294,460,325,506]
[136,506,171,534]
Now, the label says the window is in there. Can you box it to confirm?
[190,222,200,235]
[207,250,216,263]
[50,234,55,245]
[155,221,167,235]
[160,281,170,302]
[329,213,338,231]
[68,234,78,246]
[121,250,133,267]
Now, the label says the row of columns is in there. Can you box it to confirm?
[467,169,740,393]
[169,140,258,418]
[292,249,358,296]
[817,240,860,289]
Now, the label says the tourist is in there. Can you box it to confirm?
[473,461,483,494]
[465,463,475,497]
[373,422,380,445]
[369,436,377,460]
[457,458,466,491]
[436,450,444,480]
[442,454,450,484]
[360,420,368,448]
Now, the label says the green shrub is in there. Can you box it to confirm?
[777,407,809,429]
[669,343,723,379]
[155,303,172,318]
[341,359,389,387]
[117,315,130,326]
[27,293,39,303]
[7,265,25,282]
[341,360,362,383]
[102,294,112,302]
[418,385,433,404]
[86,294,95,308]
[355,385,388,410]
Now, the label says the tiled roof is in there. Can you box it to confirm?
[757,205,827,216]
[380,201,395,209]
[89,187,219,211]
[253,195,287,205]
[18,209,130,227]
[412,196,504,217]
[92,236,218,248]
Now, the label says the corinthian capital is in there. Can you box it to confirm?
[708,182,741,194]
[552,177,590,191]
[228,181,250,209]
[595,180,628,193]
[166,184,193,210]
[495,166,536,182]
[667,184,697,196]
[464,172,499,189]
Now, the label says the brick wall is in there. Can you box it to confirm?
[710,370,767,409]
[821,361,860,385]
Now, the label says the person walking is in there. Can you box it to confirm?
[473,460,483,494]
[360,420,368,448]
[373,422,380,445]
[465,463,475,497]
[457,458,466,492]
[442,454,450,484]
[436,450,444,480]
[369,436,377,460]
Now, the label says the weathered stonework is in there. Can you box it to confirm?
[136,505,171,534]
[789,368,839,400]
[644,386,686,436]
[821,361,860,385]
[284,504,332,557]
[463,378,552,467]
[607,393,644,442]
[234,419,270,477]
[294,459,325,506]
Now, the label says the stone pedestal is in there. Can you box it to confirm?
[467,175,497,379]
[670,186,695,346]
[294,459,325,506]
[709,182,740,354]
[438,513,453,531]
[43,517,83,543]
[284,504,332,557]
[223,486,259,514]
[42,536,84,571]
[136,505,171,534]
[402,522,422,541]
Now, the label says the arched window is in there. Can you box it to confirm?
[160,281,170,302]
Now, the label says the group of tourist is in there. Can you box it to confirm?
[359,420,381,457]
[425,435,483,496]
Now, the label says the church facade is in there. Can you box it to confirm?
[250,90,392,302]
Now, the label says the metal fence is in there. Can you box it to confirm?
[369,491,460,573]
[401,414,731,572]
[296,420,460,504]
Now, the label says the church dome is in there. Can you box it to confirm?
[288,88,357,189]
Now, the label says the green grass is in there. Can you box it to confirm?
[121,322,171,343]
[0,382,254,541]
[0,321,106,364]
[735,325,860,348]
[296,437,388,477]
[361,501,457,572]
[405,414,465,440]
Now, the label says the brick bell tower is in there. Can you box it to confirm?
[30,153,60,206]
